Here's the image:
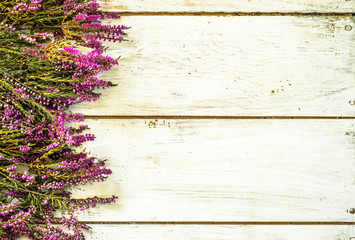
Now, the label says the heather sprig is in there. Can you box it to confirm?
[0,0,125,239]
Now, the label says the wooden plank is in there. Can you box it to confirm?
[71,16,355,116]
[97,0,355,13]
[86,225,355,240]
[73,119,355,221]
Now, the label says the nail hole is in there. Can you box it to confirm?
[345,25,352,31]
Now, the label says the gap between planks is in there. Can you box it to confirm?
[81,221,355,225]
[84,116,355,120]
[117,12,354,17]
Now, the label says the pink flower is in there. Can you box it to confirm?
[19,146,30,152]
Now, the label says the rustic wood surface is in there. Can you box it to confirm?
[97,0,355,13]
[71,16,355,116]
[74,119,355,222]
[68,1,355,239]
[86,225,355,240]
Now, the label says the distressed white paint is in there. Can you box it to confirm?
[86,225,355,240]
[68,2,355,238]
[72,119,355,221]
[97,0,355,13]
[71,16,355,116]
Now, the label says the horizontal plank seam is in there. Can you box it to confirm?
[116,12,354,17]
[81,221,355,225]
[84,115,355,120]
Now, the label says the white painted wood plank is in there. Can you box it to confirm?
[71,16,355,116]
[86,225,355,240]
[73,119,355,221]
[98,0,355,13]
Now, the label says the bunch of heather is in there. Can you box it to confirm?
[0,0,126,239]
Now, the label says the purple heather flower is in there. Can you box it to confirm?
[0,0,126,238]
[19,146,30,152]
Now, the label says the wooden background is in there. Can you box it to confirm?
[71,0,355,239]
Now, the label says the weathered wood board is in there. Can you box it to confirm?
[73,119,355,222]
[71,16,355,116]
[86,225,355,240]
[71,1,355,238]
[97,0,355,13]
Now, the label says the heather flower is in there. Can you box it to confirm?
[0,0,125,239]
[19,146,31,152]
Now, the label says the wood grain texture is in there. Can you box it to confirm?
[85,225,355,240]
[97,0,355,13]
[72,119,355,221]
[71,16,355,116]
